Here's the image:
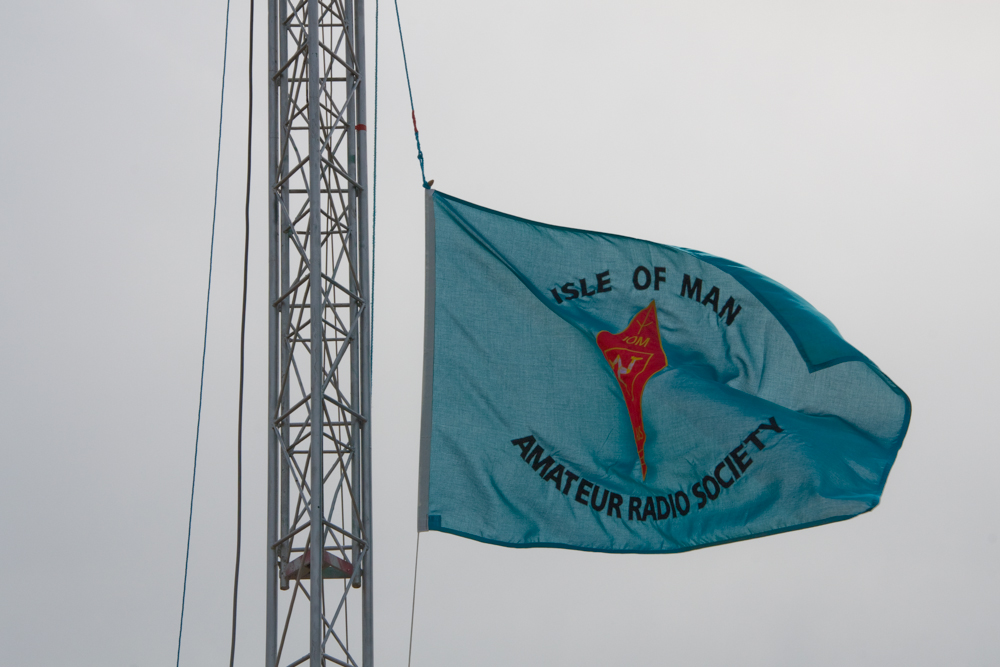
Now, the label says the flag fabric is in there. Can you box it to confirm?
[417,190,910,553]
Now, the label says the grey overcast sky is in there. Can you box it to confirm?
[1,1,997,665]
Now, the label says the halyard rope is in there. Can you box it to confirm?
[393,0,429,187]
[228,0,254,662]
[176,0,232,663]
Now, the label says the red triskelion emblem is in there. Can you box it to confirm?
[596,301,668,479]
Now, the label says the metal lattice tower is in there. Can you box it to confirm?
[266,0,372,664]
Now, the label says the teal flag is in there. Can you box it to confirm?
[418,190,910,553]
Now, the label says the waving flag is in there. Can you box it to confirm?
[417,190,910,553]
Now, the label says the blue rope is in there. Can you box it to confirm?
[176,0,231,664]
[392,0,428,187]
[383,8,423,663]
